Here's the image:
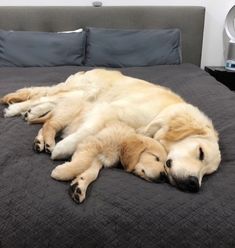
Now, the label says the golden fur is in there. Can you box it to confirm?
[51,121,167,203]
[2,69,221,193]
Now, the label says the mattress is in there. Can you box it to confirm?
[0,64,235,248]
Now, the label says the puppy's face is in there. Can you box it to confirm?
[121,135,167,182]
[133,148,166,182]
[163,137,221,192]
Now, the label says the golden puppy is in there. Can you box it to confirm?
[51,121,167,203]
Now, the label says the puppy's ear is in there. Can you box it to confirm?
[120,136,146,172]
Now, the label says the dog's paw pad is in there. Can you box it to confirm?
[68,182,85,204]
[23,112,29,121]
[22,109,32,121]
[33,139,44,153]
[45,144,51,154]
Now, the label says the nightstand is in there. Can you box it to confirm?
[205,66,235,91]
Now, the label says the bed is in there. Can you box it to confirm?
[0,7,235,248]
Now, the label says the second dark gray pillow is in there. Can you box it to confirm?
[85,27,182,67]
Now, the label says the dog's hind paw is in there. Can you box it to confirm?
[3,107,13,118]
[3,108,8,118]
[3,104,22,117]
[22,109,31,121]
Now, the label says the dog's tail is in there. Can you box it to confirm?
[28,112,52,124]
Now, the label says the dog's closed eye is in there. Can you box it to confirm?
[199,147,204,161]
[155,156,160,162]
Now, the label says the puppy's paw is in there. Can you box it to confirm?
[68,181,86,204]
[51,139,76,160]
[33,138,44,153]
[51,163,74,181]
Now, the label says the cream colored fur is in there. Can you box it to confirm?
[51,121,167,203]
[2,69,221,191]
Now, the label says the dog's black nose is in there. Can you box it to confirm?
[175,176,199,193]
[185,176,199,193]
[152,172,167,183]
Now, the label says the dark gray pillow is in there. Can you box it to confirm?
[85,27,182,67]
[0,30,85,67]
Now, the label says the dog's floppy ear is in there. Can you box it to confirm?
[120,136,146,172]
[138,104,211,142]
[145,115,207,142]
[162,115,207,141]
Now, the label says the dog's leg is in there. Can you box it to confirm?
[1,72,86,105]
[33,118,60,153]
[51,157,96,182]
[33,128,45,152]
[3,96,58,118]
[41,119,64,154]
[3,100,35,118]
[51,103,117,160]
[68,159,103,203]
[1,86,52,105]
[23,102,56,123]
[51,137,102,179]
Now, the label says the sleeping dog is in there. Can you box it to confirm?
[2,69,221,192]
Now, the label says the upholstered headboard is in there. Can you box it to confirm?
[0,6,205,66]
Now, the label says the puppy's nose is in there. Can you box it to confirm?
[152,172,167,183]
[185,176,199,193]
[166,159,172,168]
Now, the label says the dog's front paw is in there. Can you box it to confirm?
[33,138,44,153]
[51,139,76,160]
[68,181,86,204]
[45,143,55,154]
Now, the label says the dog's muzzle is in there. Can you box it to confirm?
[175,176,200,193]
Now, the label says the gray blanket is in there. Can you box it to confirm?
[0,64,235,248]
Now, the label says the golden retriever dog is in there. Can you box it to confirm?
[1,69,221,192]
[50,120,167,203]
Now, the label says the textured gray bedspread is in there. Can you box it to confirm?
[0,64,235,248]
